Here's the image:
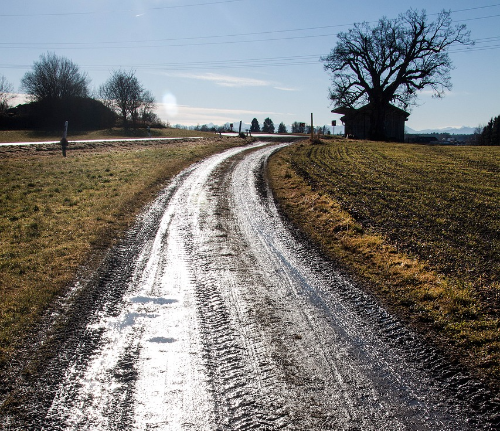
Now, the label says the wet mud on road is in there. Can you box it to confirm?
[1,142,498,430]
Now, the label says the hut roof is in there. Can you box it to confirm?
[332,104,409,118]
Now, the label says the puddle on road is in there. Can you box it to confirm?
[129,296,179,305]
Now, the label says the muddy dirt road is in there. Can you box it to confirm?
[2,142,498,430]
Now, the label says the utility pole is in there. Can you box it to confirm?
[61,120,68,157]
[310,113,314,141]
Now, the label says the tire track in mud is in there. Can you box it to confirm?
[185,155,293,430]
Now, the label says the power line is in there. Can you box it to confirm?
[2,16,500,51]
[0,32,341,51]
[0,0,246,17]
[1,4,499,48]
[450,44,500,53]
[0,10,499,54]
[2,1,500,19]
[2,26,500,51]
[5,37,500,75]
[0,24,352,47]
[2,40,499,75]
[0,54,323,72]
[442,3,500,14]
[150,0,245,10]
[455,13,500,22]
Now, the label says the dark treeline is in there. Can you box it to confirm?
[1,97,117,131]
[0,52,161,131]
[405,133,478,144]
[477,115,500,146]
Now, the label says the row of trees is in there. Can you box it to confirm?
[249,119,327,134]
[476,116,500,146]
[187,121,335,136]
[249,118,287,134]
[1,53,159,130]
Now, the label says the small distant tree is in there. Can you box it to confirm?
[262,117,275,133]
[100,70,155,128]
[21,52,90,102]
[250,118,260,132]
[291,121,305,133]
[278,122,287,133]
[0,75,14,113]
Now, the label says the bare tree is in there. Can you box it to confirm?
[138,90,156,125]
[99,70,155,127]
[0,75,14,113]
[291,122,305,133]
[21,52,90,102]
[321,9,472,141]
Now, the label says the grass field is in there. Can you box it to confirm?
[0,136,243,367]
[268,139,499,387]
[0,127,212,143]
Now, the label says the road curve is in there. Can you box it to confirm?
[3,142,497,430]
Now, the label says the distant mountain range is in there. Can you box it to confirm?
[405,126,476,135]
[184,123,477,135]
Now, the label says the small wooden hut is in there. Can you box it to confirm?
[332,104,409,142]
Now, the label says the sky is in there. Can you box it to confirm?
[1,0,500,131]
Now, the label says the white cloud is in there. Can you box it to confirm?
[157,104,291,125]
[273,86,299,92]
[167,72,296,91]
[170,72,272,88]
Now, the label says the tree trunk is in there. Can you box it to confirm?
[121,107,128,129]
[368,103,388,141]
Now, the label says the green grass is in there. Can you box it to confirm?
[268,139,500,387]
[0,137,243,366]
